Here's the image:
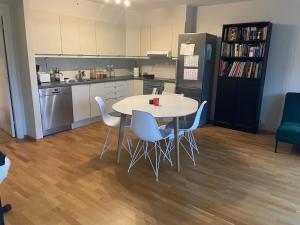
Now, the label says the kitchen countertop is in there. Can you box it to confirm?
[38,75,176,89]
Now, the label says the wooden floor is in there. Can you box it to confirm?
[1,124,300,225]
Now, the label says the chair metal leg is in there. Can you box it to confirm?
[190,132,199,154]
[147,142,162,182]
[100,128,112,159]
[100,128,132,159]
[275,140,278,153]
[0,198,11,225]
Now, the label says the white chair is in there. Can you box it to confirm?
[160,91,184,123]
[95,96,132,159]
[0,154,12,224]
[166,101,207,166]
[129,110,173,181]
[152,88,158,95]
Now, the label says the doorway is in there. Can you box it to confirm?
[0,16,15,137]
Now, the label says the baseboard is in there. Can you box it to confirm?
[72,116,102,129]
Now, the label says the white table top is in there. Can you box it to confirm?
[112,95,199,118]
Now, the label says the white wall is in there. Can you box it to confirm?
[10,0,43,139]
[197,0,300,132]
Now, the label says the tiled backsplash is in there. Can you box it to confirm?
[138,58,177,80]
[35,57,177,80]
[60,69,133,80]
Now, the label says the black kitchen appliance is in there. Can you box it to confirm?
[176,33,217,126]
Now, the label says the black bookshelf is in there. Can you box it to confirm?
[214,21,272,133]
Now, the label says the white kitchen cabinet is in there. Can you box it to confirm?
[125,80,134,97]
[60,15,81,55]
[140,26,151,56]
[72,85,91,122]
[164,82,176,93]
[90,83,106,118]
[133,80,143,95]
[116,81,131,99]
[31,10,62,54]
[126,26,141,57]
[79,19,97,55]
[151,24,173,52]
[96,22,126,56]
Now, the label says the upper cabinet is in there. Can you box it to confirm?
[79,19,97,55]
[60,15,81,55]
[96,22,125,56]
[60,15,97,55]
[31,8,185,58]
[31,10,62,55]
[140,26,151,57]
[150,24,173,52]
[126,26,141,57]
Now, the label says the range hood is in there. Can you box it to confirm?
[147,50,172,58]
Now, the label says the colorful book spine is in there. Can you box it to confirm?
[221,43,265,58]
[219,61,263,79]
[223,26,268,42]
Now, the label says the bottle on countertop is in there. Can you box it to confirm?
[133,61,139,77]
[54,68,61,82]
[49,68,55,82]
[59,72,64,82]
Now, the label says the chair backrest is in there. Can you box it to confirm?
[189,101,207,131]
[0,156,10,184]
[95,96,113,126]
[282,93,300,123]
[131,110,162,142]
[152,88,158,95]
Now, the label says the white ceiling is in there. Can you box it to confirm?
[91,0,251,9]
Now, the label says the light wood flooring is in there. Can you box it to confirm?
[1,124,300,225]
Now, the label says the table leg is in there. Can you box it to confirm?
[117,113,126,164]
[174,117,180,172]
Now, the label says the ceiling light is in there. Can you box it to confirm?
[124,0,130,7]
[115,0,121,4]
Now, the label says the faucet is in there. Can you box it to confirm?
[106,65,115,78]
[77,70,86,81]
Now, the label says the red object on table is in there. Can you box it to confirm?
[153,98,159,106]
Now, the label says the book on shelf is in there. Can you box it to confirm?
[224,26,268,42]
[219,61,263,79]
[221,42,265,58]
[227,27,239,41]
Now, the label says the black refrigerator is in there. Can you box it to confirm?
[176,33,217,126]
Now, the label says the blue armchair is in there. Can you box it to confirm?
[275,93,300,153]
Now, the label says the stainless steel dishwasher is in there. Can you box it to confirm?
[39,86,73,136]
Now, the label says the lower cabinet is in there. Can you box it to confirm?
[72,81,133,127]
[133,80,143,95]
[71,79,171,129]
[214,77,237,128]
[72,85,91,122]
[214,77,261,133]
[90,83,106,118]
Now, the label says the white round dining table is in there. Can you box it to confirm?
[112,94,199,172]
